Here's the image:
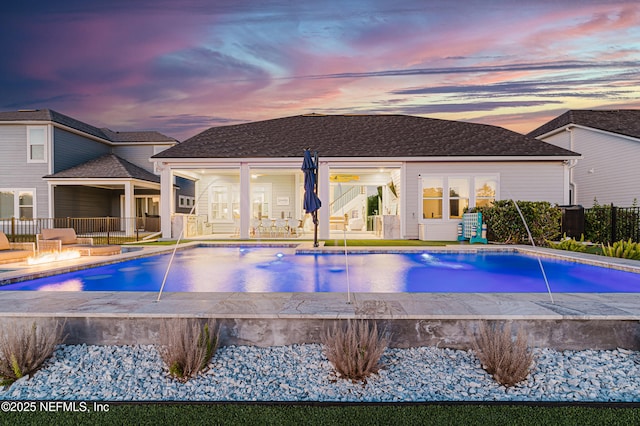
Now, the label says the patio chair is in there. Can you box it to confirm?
[260,218,274,237]
[287,218,302,237]
[0,232,35,264]
[37,228,121,256]
[249,218,260,237]
[274,218,288,238]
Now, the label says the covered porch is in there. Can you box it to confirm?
[158,160,403,240]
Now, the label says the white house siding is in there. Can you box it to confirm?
[565,128,639,207]
[0,125,49,217]
[404,161,568,239]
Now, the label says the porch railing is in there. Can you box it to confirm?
[0,217,160,245]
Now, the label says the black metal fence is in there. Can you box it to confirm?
[583,205,640,244]
[0,217,161,244]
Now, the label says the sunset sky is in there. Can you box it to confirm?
[1,0,639,140]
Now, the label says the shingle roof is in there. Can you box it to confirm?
[45,154,160,183]
[0,109,176,143]
[153,114,577,159]
[100,128,176,143]
[528,110,640,139]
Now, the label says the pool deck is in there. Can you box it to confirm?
[1,242,640,350]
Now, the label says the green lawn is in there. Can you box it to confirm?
[5,403,639,425]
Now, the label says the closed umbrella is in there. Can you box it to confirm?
[301,149,321,246]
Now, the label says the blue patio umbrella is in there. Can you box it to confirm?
[302,149,321,246]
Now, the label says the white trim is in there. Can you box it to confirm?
[155,156,579,166]
[44,177,160,190]
[3,119,175,147]
[536,123,640,144]
[26,125,48,163]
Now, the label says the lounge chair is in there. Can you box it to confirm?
[0,232,36,264]
[37,228,121,256]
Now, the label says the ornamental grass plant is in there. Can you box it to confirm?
[158,318,219,382]
[0,320,65,386]
[473,321,534,387]
[321,319,388,383]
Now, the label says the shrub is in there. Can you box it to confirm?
[547,234,587,252]
[472,321,533,388]
[322,319,388,383]
[601,238,640,260]
[158,318,219,381]
[0,320,65,386]
[473,200,561,245]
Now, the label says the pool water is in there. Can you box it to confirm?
[2,247,640,293]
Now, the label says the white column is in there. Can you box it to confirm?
[123,181,134,235]
[400,163,407,238]
[160,165,174,238]
[47,183,55,218]
[318,161,330,240]
[240,163,250,239]
[563,162,571,205]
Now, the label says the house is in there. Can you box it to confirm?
[0,109,185,231]
[152,114,580,240]
[528,110,640,207]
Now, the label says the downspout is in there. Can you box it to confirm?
[566,126,578,204]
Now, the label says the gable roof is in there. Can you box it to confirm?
[528,110,640,139]
[0,109,176,144]
[45,154,160,183]
[153,114,578,159]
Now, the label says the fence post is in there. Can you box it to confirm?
[11,217,15,238]
[610,203,617,244]
[106,216,111,245]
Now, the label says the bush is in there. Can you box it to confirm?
[473,200,561,245]
[601,238,640,260]
[158,318,219,382]
[472,321,533,388]
[0,320,65,386]
[321,319,388,383]
[547,234,587,252]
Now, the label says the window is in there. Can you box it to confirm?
[422,177,443,219]
[134,196,159,217]
[27,126,47,163]
[179,195,196,209]
[475,176,497,207]
[18,191,33,219]
[448,178,469,219]
[0,189,35,220]
[209,185,239,221]
[251,184,272,219]
[420,175,498,221]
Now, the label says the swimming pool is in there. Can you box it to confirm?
[2,246,640,293]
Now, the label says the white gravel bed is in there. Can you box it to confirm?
[1,344,639,402]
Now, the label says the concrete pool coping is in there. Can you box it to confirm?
[1,242,639,350]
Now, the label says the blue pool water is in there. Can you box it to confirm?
[2,247,640,293]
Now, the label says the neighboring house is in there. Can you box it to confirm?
[0,109,184,228]
[152,114,580,240]
[529,109,640,207]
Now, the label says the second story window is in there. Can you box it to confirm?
[27,126,47,163]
